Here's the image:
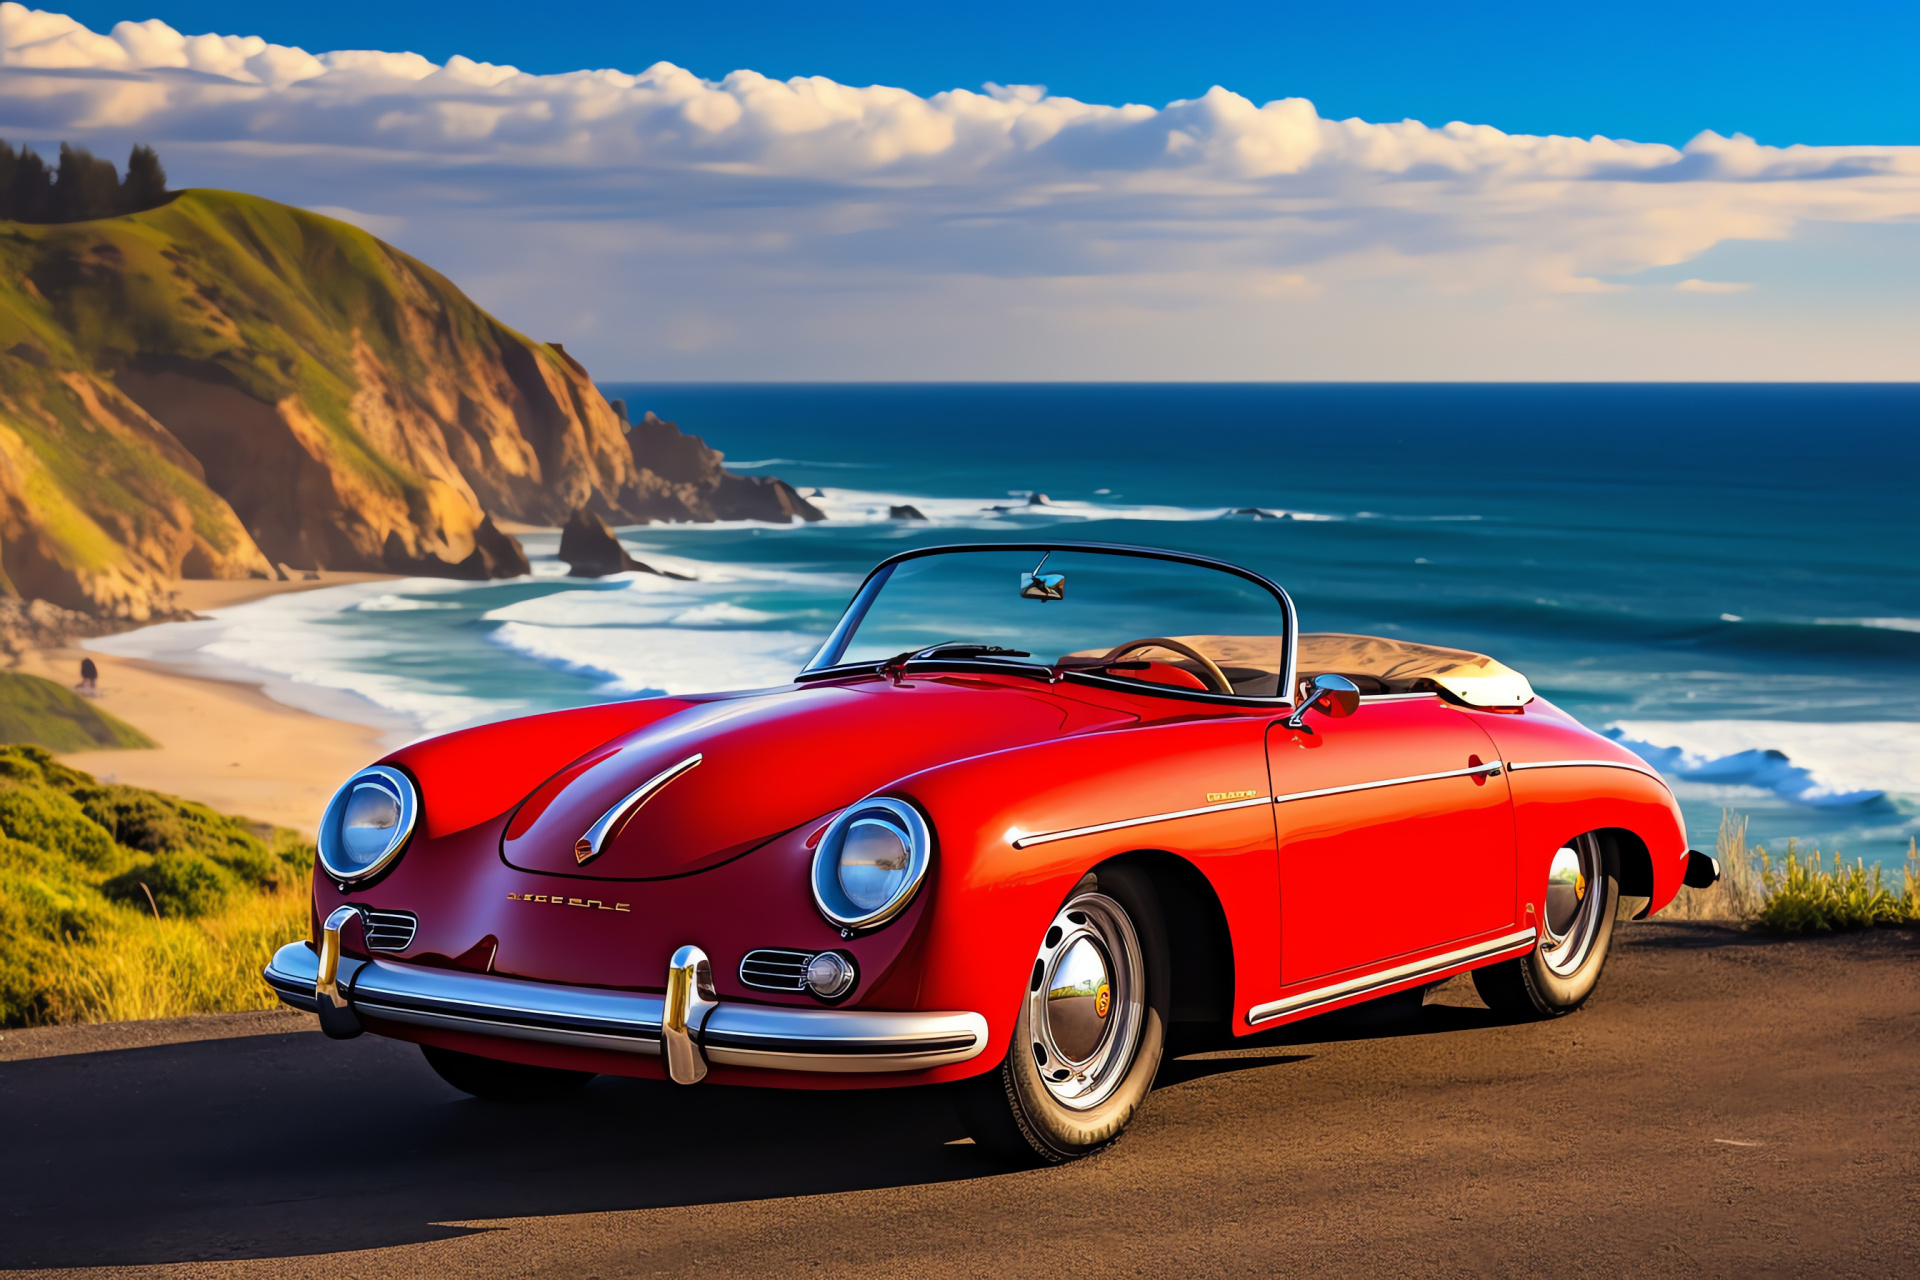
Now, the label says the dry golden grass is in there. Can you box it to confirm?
[37,883,309,1024]
[1656,810,1767,922]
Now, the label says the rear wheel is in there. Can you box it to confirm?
[421,1044,596,1102]
[954,865,1169,1163]
[1473,831,1618,1017]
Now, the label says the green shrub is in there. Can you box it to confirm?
[105,850,237,918]
[0,744,313,1025]
[1756,842,1903,933]
[0,779,119,870]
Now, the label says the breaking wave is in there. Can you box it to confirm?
[1606,720,1920,808]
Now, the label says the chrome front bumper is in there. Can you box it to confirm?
[263,940,989,1079]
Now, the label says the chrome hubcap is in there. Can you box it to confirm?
[1026,891,1144,1110]
[1541,834,1603,976]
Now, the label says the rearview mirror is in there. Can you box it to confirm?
[1019,571,1065,601]
[1285,673,1360,730]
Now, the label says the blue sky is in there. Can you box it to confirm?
[3,2,1915,378]
[47,0,1920,146]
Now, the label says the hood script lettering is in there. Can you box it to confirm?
[506,892,630,912]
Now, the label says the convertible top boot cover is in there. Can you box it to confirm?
[1138,633,1537,708]
[1295,633,1535,708]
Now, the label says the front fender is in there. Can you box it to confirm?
[895,714,1280,1072]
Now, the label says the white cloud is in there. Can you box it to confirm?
[1674,279,1755,293]
[1,2,1916,378]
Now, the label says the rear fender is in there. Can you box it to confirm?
[1509,768,1688,921]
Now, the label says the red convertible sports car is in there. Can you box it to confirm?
[267,542,1718,1162]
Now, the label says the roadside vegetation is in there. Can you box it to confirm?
[1659,810,1920,932]
[0,671,155,751]
[0,745,309,1026]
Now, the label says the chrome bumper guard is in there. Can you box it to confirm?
[263,939,988,1081]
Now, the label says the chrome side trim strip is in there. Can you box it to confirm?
[1247,928,1538,1025]
[1013,761,1507,850]
[261,942,986,1074]
[1271,761,1504,807]
[1010,795,1272,850]
[1504,758,1667,785]
[575,753,703,865]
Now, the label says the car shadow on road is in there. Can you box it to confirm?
[1622,921,1785,951]
[1157,988,1510,1088]
[0,1028,999,1269]
[0,978,1581,1269]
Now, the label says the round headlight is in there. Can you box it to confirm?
[317,765,418,882]
[811,797,931,931]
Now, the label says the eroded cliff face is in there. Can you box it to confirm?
[0,356,268,617]
[0,190,809,619]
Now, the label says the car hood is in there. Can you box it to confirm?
[497,676,1106,880]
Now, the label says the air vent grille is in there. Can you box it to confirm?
[362,909,418,952]
[739,948,814,992]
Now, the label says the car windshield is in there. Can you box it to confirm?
[806,545,1291,700]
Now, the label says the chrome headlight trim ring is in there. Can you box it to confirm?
[316,764,420,884]
[810,796,932,932]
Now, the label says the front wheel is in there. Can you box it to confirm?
[1473,831,1618,1018]
[421,1044,596,1102]
[953,865,1169,1163]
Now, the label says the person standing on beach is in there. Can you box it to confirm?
[78,657,98,693]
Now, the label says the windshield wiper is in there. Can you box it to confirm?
[799,643,1044,685]
[910,644,1032,661]
[869,643,1042,681]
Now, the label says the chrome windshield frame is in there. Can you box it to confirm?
[801,541,1299,706]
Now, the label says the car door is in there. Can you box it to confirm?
[1265,696,1516,988]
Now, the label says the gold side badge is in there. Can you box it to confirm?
[1207,790,1259,803]
[507,892,630,913]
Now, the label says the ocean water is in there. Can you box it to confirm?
[90,384,1920,868]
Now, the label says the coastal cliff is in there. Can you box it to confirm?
[0,189,815,620]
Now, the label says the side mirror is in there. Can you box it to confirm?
[1019,571,1065,601]
[1285,673,1360,730]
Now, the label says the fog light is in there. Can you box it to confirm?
[804,951,855,999]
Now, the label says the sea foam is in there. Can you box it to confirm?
[84,578,492,741]
[1606,719,1920,808]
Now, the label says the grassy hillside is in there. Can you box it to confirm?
[3,191,582,506]
[0,671,155,750]
[0,745,310,1025]
[0,189,715,617]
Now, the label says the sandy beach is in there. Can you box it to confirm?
[19,572,399,835]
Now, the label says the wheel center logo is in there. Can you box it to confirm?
[1095,982,1111,1018]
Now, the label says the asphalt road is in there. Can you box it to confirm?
[3,923,1916,1278]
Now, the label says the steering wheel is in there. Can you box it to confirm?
[1100,637,1235,695]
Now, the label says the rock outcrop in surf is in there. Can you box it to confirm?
[557,507,692,579]
[620,408,825,524]
[0,189,809,619]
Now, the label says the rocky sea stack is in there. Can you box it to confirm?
[558,507,693,579]
[0,188,811,619]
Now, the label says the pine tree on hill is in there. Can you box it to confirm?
[120,144,168,211]
[0,140,173,223]
[0,142,54,222]
[53,143,121,222]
